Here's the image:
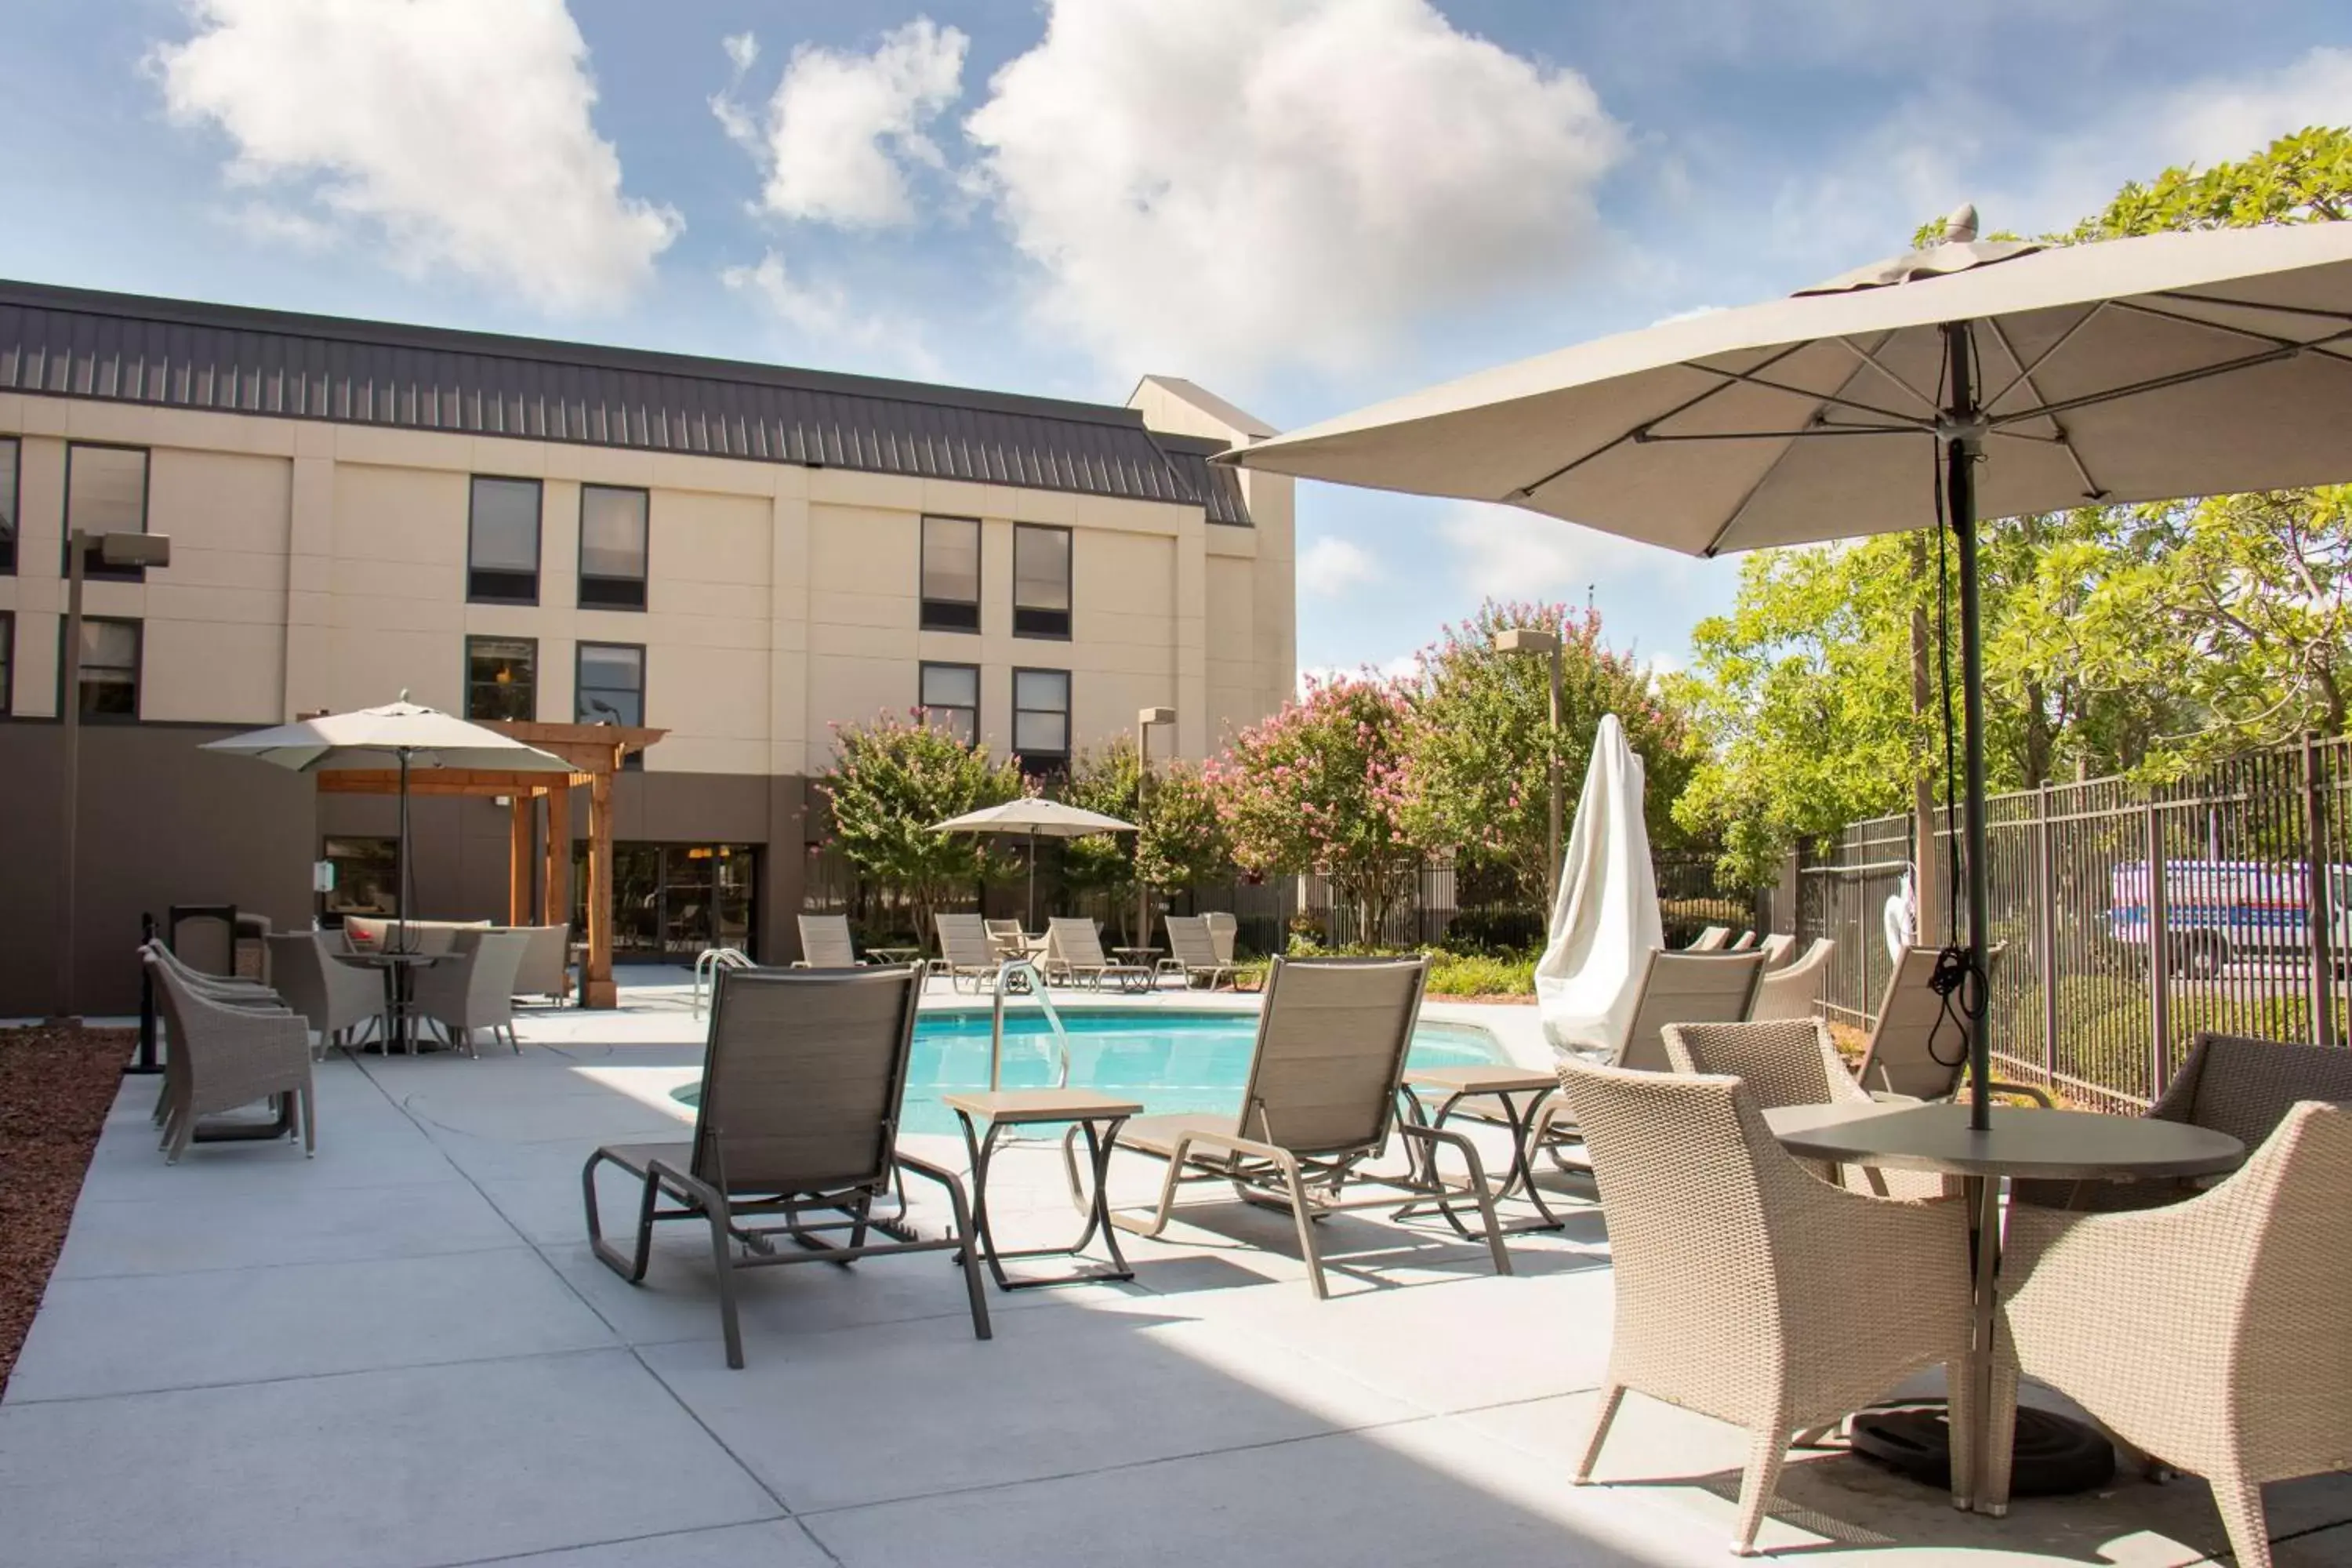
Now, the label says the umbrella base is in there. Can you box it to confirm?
[1850,1403,2115,1497]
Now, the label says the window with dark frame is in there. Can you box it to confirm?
[64,444,149,583]
[1012,667,1070,775]
[920,515,981,632]
[578,485,648,610]
[0,437,18,575]
[0,611,13,715]
[577,641,646,770]
[1013,524,1072,639]
[917,662,979,746]
[68,616,140,719]
[467,476,542,604]
[464,635,536,721]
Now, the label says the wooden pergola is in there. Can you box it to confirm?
[314,721,666,1009]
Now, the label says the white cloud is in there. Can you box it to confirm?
[1442,503,1699,601]
[1297,535,1381,597]
[963,0,1624,379]
[717,18,967,229]
[152,0,679,313]
[721,251,941,379]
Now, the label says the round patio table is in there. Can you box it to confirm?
[1763,1101,2245,1514]
[347,949,448,1054]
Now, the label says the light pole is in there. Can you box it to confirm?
[1493,626,1564,915]
[1134,706,1175,946]
[57,528,173,1025]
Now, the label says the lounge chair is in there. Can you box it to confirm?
[1158,913,1234,989]
[793,913,866,969]
[1745,938,1835,1022]
[1098,956,1511,1298]
[1044,916,1149,991]
[985,918,1040,962]
[1996,1101,2352,1563]
[265,931,385,1057]
[581,964,989,1367]
[1558,1058,1982,1552]
[2013,1031,2352,1210]
[1755,933,1796,970]
[1854,946,2049,1105]
[1728,930,1759,951]
[1686,925,1732,951]
[1202,911,1239,964]
[143,947,316,1163]
[506,923,571,1004]
[411,929,529,1056]
[934,913,1001,992]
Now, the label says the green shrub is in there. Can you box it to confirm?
[1426,952,1537,996]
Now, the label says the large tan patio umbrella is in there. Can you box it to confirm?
[1222,209,2352,1131]
[932,798,1138,930]
[203,697,572,953]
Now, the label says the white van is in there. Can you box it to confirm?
[2108,858,2350,977]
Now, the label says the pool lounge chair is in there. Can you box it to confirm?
[1044,916,1149,991]
[1755,933,1796,970]
[1686,925,1732,952]
[1158,914,1235,989]
[985,918,1040,962]
[794,913,866,968]
[582,964,989,1368]
[935,913,1003,992]
[1098,955,1512,1298]
[1855,946,2049,1105]
[1745,938,1835,1022]
[1202,911,1239,964]
[1728,930,1759,951]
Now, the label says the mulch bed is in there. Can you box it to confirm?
[0,1026,132,1397]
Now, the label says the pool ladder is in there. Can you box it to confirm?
[990,958,1072,1091]
[691,947,754,1018]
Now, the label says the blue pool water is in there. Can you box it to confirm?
[673,1008,1508,1137]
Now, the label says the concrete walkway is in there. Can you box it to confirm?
[4,982,2347,1566]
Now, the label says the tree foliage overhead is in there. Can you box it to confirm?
[1679,126,2352,883]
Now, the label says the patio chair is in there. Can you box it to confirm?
[1995,1101,2352,1565]
[1158,913,1235,989]
[2014,1032,2352,1210]
[793,913,866,969]
[1202,911,1239,964]
[984,918,1039,963]
[411,929,529,1056]
[1853,946,2049,1105]
[1098,956,1511,1298]
[1729,930,1759,951]
[143,948,316,1164]
[265,931,385,1057]
[1557,1058,1983,1553]
[1755,933,1796,970]
[506,923,571,1004]
[1687,926,1732,951]
[142,939,287,1127]
[1044,916,1146,990]
[934,913,1001,992]
[1745,938,1835,1022]
[581,964,989,1368]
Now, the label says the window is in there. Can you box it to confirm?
[0,437,17,575]
[576,642,644,726]
[1012,668,1070,773]
[465,635,536,721]
[467,476,542,603]
[67,617,140,719]
[1013,524,1072,639]
[920,515,980,632]
[578,485,648,610]
[64,444,148,583]
[918,662,979,746]
[0,611,12,715]
[322,837,400,919]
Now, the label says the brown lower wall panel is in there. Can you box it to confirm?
[0,719,815,1016]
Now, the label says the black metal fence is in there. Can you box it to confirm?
[1801,735,2352,1112]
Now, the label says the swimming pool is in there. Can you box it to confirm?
[673,1007,1509,1137]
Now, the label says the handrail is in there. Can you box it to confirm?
[989,959,1072,1091]
[691,946,753,1018]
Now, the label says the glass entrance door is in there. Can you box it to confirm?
[576,842,760,961]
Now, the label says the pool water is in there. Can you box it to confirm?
[673,1008,1508,1138]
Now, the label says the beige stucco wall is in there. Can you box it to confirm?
[0,384,1296,773]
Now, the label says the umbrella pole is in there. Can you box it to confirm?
[397,750,412,956]
[1943,322,1994,1135]
[1027,828,1037,931]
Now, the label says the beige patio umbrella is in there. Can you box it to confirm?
[1222,208,2352,1131]
[931,798,1138,929]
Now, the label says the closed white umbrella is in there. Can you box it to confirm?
[203,696,572,952]
[1224,209,2352,1131]
[1535,715,1664,1054]
[932,798,1138,928]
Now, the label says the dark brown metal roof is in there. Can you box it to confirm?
[0,280,1250,526]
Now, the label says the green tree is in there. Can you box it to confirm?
[1403,599,1697,902]
[1057,738,1143,931]
[1135,761,1232,909]
[818,714,1023,940]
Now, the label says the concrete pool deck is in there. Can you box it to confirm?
[4,971,2348,1566]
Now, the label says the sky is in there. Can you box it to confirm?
[4,0,2350,687]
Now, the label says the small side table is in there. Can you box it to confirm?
[866,946,925,967]
[1399,1065,1568,1232]
[944,1088,1143,1290]
[1110,947,1163,989]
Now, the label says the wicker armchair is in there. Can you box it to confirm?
[411,930,529,1056]
[2016,1033,2352,1211]
[1557,1058,1983,1552]
[1998,1102,2352,1566]
[144,949,315,1163]
[265,931,383,1057]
